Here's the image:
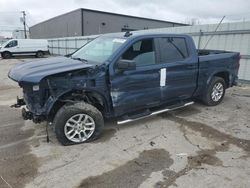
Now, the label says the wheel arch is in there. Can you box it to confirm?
[213,71,230,88]
[207,70,230,88]
[47,89,110,121]
[2,50,11,54]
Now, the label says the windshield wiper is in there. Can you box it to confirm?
[71,57,88,63]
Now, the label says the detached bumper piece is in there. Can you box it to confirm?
[21,108,45,123]
[10,97,26,108]
[22,108,32,120]
[11,97,45,123]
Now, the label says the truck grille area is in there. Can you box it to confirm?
[22,85,49,115]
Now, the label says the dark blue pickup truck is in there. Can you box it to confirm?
[8,32,240,145]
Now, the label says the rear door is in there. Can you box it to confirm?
[109,37,162,116]
[155,37,198,102]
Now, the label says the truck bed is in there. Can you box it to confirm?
[198,49,233,56]
[195,49,240,97]
[198,49,240,63]
[198,49,240,65]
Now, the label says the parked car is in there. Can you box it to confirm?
[0,39,49,58]
[8,32,240,145]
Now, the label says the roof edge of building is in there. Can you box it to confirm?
[80,8,188,26]
[30,8,82,28]
[30,8,188,28]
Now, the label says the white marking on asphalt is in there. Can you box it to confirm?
[0,175,13,188]
[0,135,47,150]
[0,122,20,129]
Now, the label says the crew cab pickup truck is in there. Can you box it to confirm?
[8,32,240,145]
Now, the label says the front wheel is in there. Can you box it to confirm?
[53,102,104,145]
[202,76,226,106]
[36,51,44,58]
[1,51,12,59]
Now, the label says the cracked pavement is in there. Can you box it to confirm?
[0,58,250,188]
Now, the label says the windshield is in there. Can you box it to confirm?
[71,36,127,64]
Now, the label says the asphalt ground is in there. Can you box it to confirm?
[0,57,250,188]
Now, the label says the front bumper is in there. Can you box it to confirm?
[21,108,44,123]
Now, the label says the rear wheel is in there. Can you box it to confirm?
[36,51,44,58]
[202,76,226,106]
[1,51,12,59]
[53,102,104,145]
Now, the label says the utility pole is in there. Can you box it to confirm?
[21,11,27,39]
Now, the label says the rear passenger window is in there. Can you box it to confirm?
[122,39,156,66]
[158,37,189,63]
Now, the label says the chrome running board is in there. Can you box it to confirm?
[117,101,194,125]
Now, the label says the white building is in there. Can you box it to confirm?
[12,29,29,39]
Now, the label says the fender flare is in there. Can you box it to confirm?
[206,69,230,87]
[46,89,111,118]
[1,51,11,55]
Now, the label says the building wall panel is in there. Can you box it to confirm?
[48,21,250,81]
[30,9,82,39]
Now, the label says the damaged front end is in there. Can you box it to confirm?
[8,56,108,123]
[10,80,56,123]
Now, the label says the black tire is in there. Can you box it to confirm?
[36,51,44,58]
[53,102,104,145]
[202,76,226,106]
[1,51,12,59]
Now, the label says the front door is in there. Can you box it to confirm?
[4,40,18,53]
[109,38,162,116]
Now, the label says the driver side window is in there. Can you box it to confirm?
[5,40,18,48]
[122,39,156,66]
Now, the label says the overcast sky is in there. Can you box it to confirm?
[1,0,250,37]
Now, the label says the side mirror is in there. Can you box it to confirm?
[117,59,136,71]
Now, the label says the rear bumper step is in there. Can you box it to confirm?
[117,101,194,125]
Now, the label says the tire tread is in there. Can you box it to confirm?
[202,76,226,106]
[53,102,104,145]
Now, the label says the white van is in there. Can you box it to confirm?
[0,39,49,59]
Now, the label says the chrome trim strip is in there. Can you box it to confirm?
[117,101,194,125]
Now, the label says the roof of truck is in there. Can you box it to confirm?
[102,31,190,39]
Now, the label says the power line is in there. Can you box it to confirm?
[0,30,20,32]
[0,11,21,13]
[0,25,22,27]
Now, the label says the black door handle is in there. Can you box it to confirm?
[187,65,195,69]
